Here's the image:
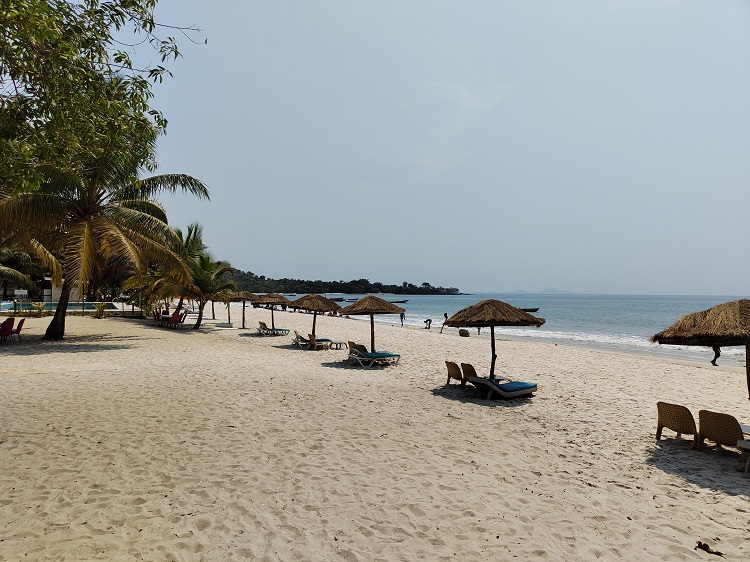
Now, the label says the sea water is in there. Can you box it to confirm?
[322,293,748,366]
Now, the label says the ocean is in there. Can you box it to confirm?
[319,293,748,366]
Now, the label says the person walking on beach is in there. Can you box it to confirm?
[400,312,405,326]
[440,312,448,333]
[710,345,721,366]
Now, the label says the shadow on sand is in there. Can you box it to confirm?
[430,384,533,408]
[320,360,392,371]
[646,439,749,497]
[0,334,141,355]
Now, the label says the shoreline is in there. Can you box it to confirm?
[1,312,748,560]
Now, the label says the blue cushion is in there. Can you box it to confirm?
[496,381,537,392]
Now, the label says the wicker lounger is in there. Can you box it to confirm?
[656,401,698,449]
[697,410,744,451]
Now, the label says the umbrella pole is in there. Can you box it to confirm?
[746,343,749,400]
[227,301,231,324]
[312,312,317,337]
[490,326,497,380]
[242,300,246,329]
[370,314,375,353]
[271,307,275,329]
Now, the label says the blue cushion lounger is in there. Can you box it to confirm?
[347,342,400,368]
[469,376,538,399]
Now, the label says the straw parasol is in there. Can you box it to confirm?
[339,295,405,353]
[288,294,341,337]
[651,299,750,399]
[445,299,545,380]
[254,293,290,329]
[230,292,260,329]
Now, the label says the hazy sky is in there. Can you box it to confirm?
[148,1,749,295]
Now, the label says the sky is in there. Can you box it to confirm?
[146,0,749,295]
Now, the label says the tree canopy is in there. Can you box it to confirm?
[230,270,460,296]
[0,0,199,191]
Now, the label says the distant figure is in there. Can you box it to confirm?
[424,319,432,329]
[400,312,405,326]
[711,345,721,366]
[440,312,448,333]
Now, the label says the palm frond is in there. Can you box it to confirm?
[0,265,33,288]
[138,174,210,200]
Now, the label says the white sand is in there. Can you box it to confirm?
[0,309,748,561]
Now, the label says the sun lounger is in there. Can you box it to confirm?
[460,363,510,384]
[0,317,15,342]
[293,330,310,348]
[308,334,331,350]
[347,341,400,367]
[655,402,698,448]
[467,376,538,399]
[258,321,289,336]
[697,410,744,451]
[458,363,537,399]
[445,361,463,386]
[737,440,750,475]
[10,318,25,342]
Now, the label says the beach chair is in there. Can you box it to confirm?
[0,317,15,342]
[445,361,463,386]
[258,322,290,336]
[460,363,509,386]
[308,334,330,351]
[737,440,750,475]
[10,318,25,342]
[293,330,310,348]
[347,342,400,368]
[655,402,698,448]
[460,363,537,399]
[697,410,744,451]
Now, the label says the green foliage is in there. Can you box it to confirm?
[230,269,460,295]
[93,301,106,319]
[31,301,45,317]
[0,0,201,191]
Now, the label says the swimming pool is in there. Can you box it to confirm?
[0,302,130,312]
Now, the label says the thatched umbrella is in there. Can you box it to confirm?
[288,294,341,337]
[230,292,260,329]
[255,293,290,329]
[651,299,750,399]
[445,299,545,380]
[339,295,405,353]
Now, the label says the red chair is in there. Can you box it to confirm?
[0,317,15,342]
[10,318,25,342]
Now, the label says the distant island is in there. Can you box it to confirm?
[231,269,460,296]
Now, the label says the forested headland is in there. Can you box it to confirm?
[231,270,460,295]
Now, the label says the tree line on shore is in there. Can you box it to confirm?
[231,270,459,295]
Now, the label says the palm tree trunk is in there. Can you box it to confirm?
[193,301,206,329]
[174,296,185,313]
[45,277,74,339]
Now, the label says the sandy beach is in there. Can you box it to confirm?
[0,309,748,561]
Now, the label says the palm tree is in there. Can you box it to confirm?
[0,145,209,339]
[184,252,236,329]
[170,223,207,313]
[135,250,236,329]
